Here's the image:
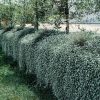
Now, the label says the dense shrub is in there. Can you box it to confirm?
[1,28,34,61]
[0,26,16,53]
[18,29,65,72]
[63,51,100,100]
[32,33,100,100]
[0,27,22,56]
[1,31,13,55]
[0,30,4,46]
[1,29,21,56]
[33,34,69,84]
[12,28,35,61]
[0,29,100,100]
[18,32,38,71]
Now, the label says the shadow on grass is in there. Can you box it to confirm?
[0,49,57,100]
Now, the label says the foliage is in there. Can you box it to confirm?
[68,31,94,46]
[0,0,100,100]
[1,28,34,61]
[18,29,64,73]
[0,0,99,31]
[0,49,39,100]
[1,28,100,100]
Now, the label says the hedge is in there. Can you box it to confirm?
[0,28,100,100]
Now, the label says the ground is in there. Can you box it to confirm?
[24,23,100,33]
[0,49,57,100]
[0,50,39,100]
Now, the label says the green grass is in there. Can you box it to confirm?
[0,49,57,100]
[0,49,39,100]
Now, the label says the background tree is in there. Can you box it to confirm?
[0,0,99,31]
[53,0,69,33]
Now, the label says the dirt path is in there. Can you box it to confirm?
[25,23,100,33]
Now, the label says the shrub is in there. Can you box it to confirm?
[68,31,94,46]
[12,28,35,61]
[1,29,100,100]
[1,28,34,61]
[1,31,13,55]
[0,27,15,54]
[1,29,21,56]
[27,31,100,100]
[33,34,69,85]
[0,30,4,46]
[18,29,65,72]
[17,28,35,61]
[18,33,37,71]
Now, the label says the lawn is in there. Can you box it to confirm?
[0,49,40,100]
[0,49,57,100]
[0,49,56,100]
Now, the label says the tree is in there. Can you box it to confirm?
[95,0,100,12]
[34,0,39,30]
[30,0,53,30]
[20,0,27,27]
[54,0,69,33]
[65,0,69,33]
[8,0,15,28]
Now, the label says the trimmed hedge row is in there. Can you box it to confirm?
[1,28,35,60]
[0,28,100,100]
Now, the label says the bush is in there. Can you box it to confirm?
[1,29,100,100]
[18,33,38,71]
[1,28,34,61]
[18,29,65,72]
[0,30,4,46]
[12,28,35,61]
[0,26,15,54]
[26,31,100,100]
[68,31,94,46]
[1,29,21,56]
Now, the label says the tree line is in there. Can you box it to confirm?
[0,0,100,33]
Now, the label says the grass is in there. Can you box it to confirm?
[0,49,39,100]
[0,49,57,100]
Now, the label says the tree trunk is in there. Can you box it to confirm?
[65,0,69,33]
[23,0,26,27]
[35,0,39,30]
[9,0,14,28]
